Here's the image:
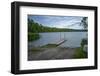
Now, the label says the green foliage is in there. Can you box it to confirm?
[28,32,40,41]
[74,47,87,58]
[28,18,88,42]
[28,18,87,33]
[80,17,88,29]
[74,39,87,58]
[81,38,87,48]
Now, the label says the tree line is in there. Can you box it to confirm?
[28,18,87,41]
[28,18,87,33]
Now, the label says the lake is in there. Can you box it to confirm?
[28,32,87,49]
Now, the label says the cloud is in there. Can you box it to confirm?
[28,15,84,29]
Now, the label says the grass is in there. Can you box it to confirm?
[41,44,58,48]
[29,47,44,53]
[74,47,87,58]
[74,38,88,58]
[28,32,40,41]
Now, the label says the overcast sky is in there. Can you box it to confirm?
[28,15,85,29]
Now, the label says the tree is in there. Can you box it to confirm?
[80,17,88,29]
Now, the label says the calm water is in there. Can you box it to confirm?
[28,32,87,49]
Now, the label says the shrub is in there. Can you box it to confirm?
[28,32,40,41]
[74,47,87,58]
[81,38,87,48]
[74,38,88,58]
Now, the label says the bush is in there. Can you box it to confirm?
[81,38,87,48]
[74,39,88,58]
[74,47,87,58]
[28,32,40,41]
